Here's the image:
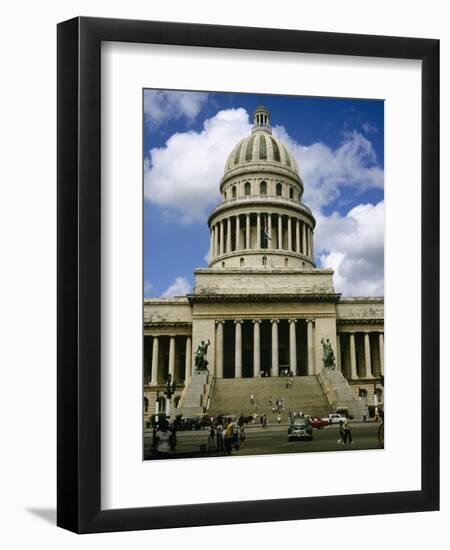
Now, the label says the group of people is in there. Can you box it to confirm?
[208,417,247,455]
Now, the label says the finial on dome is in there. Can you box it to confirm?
[252,105,271,134]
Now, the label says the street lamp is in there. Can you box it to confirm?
[163,373,177,419]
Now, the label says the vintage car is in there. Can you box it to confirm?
[308,416,329,429]
[288,418,313,441]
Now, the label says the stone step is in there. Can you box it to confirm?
[208,375,331,418]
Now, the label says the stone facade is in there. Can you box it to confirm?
[144,106,384,421]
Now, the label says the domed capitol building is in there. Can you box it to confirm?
[143,106,384,422]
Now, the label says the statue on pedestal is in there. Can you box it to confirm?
[195,339,210,372]
[321,337,336,369]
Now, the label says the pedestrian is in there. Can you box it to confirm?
[232,421,239,450]
[363,407,368,422]
[337,420,345,445]
[168,423,177,454]
[216,423,224,451]
[224,421,234,455]
[277,413,281,424]
[154,420,171,458]
[343,417,353,445]
[250,393,254,405]
[374,406,380,422]
[208,425,216,450]
[239,423,246,449]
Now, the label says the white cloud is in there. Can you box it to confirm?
[161,277,192,297]
[144,280,153,295]
[144,108,251,223]
[316,201,384,296]
[144,90,209,129]
[273,127,383,213]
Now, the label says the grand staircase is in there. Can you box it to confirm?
[207,376,332,420]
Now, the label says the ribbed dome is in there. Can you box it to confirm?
[224,131,299,176]
[225,105,298,176]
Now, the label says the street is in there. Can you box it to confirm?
[144,422,383,460]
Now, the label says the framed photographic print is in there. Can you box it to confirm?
[57,17,439,533]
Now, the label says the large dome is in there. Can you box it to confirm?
[223,105,299,180]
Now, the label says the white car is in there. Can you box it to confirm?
[323,413,346,424]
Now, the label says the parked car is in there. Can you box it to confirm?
[309,416,328,429]
[288,418,313,441]
[178,416,201,431]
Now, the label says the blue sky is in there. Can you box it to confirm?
[143,90,384,298]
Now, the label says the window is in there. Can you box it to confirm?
[276,182,283,196]
[289,187,294,199]
[284,258,289,267]
[244,181,251,195]
[259,134,267,159]
[232,185,237,198]
[222,261,225,268]
[260,181,267,195]
[240,257,245,267]
[262,256,267,267]
[144,397,149,413]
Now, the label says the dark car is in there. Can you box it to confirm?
[288,418,313,441]
[178,417,201,431]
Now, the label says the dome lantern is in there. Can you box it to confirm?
[252,105,271,134]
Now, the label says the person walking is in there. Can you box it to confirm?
[277,413,281,424]
[224,420,234,455]
[343,417,353,445]
[338,420,345,445]
[239,423,246,449]
[216,422,224,451]
[208,425,216,450]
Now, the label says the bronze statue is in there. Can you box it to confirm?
[321,337,336,369]
[195,339,210,371]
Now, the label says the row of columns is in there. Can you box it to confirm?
[215,319,316,378]
[337,331,384,380]
[149,335,192,386]
[210,213,313,259]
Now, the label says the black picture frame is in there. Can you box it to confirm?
[57,16,439,533]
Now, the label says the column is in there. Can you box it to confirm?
[209,229,214,261]
[364,332,374,378]
[278,215,283,249]
[295,219,300,253]
[150,336,159,386]
[168,336,175,382]
[379,332,384,376]
[289,319,297,376]
[214,224,219,258]
[256,213,261,248]
[216,321,224,379]
[349,332,358,379]
[267,213,272,249]
[287,217,292,251]
[306,227,311,257]
[236,215,241,250]
[220,220,224,255]
[271,319,279,377]
[185,336,192,381]
[246,214,250,249]
[307,319,315,375]
[226,217,232,253]
[234,321,242,378]
[336,333,341,372]
[310,229,314,261]
[302,222,307,255]
[253,320,261,377]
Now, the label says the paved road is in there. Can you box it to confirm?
[144,422,383,460]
